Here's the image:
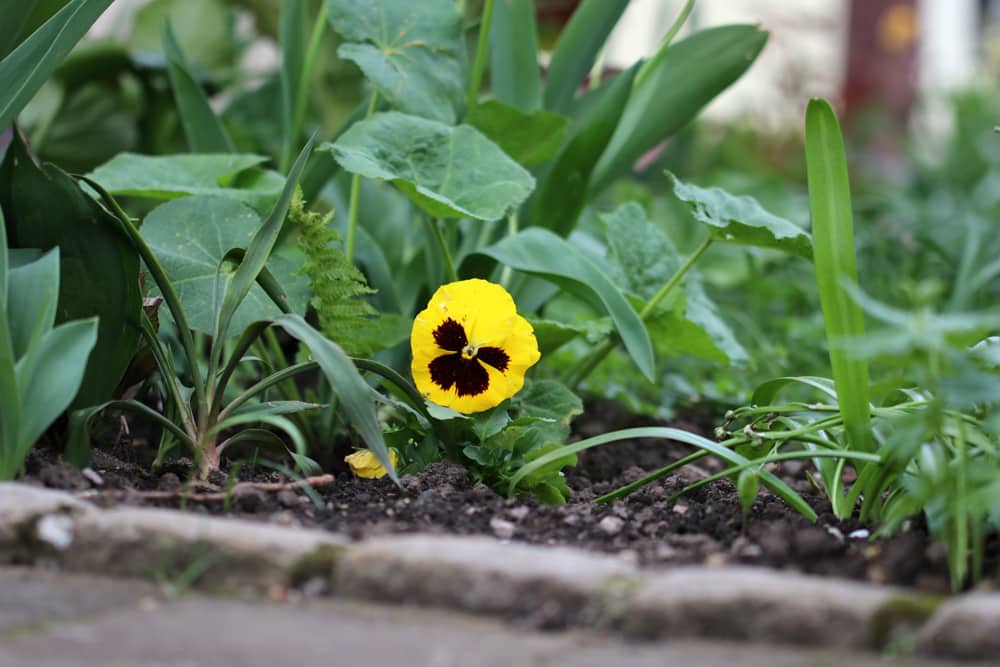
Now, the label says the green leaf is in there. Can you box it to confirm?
[325,0,464,123]
[279,0,306,167]
[86,153,281,212]
[481,227,654,381]
[590,25,768,190]
[325,112,535,222]
[805,98,871,451]
[0,133,142,407]
[543,0,629,113]
[5,247,59,360]
[466,101,568,167]
[513,380,583,443]
[603,202,746,363]
[529,317,612,356]
[273,313,396,482]
[16,317,97,451]
[0,0,40,59]
[669,173,812,259]
[140,195,310,336]
[0,0,113,130]
[532,63,638,236]
[489,0,541,112]
[163,22,233,153]
[127,0,239,74]
[737,468,760,512]
[214,137,314,343]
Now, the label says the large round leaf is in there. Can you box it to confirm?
[325,112,535,222]
[141,195,310,336]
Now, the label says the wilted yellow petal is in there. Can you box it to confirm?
[344,449,397,479]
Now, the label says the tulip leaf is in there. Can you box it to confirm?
[489,0,542,112]
[163,22,233,153]
[325,111,535,222]
[325,0,464,123]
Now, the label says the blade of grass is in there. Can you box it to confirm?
[804,98,871,453]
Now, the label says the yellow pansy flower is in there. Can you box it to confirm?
[411,279,540,414]
[344,449,397,479]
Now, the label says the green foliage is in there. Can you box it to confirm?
[465,101,568,167]
[324,112,536,221]
[0,216,98,478]
[0,132,141,407]
[488,0,542,113]
[0,0,113,130]
[289,192,405,356]
[325,0,465,123]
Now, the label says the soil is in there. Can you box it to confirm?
[21,400,962,594]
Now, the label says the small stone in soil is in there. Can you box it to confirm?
[599,516,625,536]
[490,517,516,539]
[158,473,181,491]
[232,486,268,513]
[277,490,300,508]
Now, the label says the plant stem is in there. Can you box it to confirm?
[565,236,713,388]
[281,2,329,173]
[635,0,695,89]
[345,91,379,263]
[466,0,496,111]
[426,217,459,283]
[499,211,518,287]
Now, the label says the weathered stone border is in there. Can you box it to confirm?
[0,482,991,660]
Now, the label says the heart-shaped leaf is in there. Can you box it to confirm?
[325,112,535,222]
[325,0,464,123]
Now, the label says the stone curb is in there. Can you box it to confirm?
[1,482,992,660]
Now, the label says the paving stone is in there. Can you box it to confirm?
[619,566,937,651]
[917,592,1000,660]
[0,567,157,634]
[334,534,639,628]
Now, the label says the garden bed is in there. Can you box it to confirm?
[24,402,956,595]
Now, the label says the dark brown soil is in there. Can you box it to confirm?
[22,401,957,594]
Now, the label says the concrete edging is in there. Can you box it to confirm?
[0,482,989,660]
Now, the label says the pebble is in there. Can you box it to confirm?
[598,516,625,536]
[507,506,530,521]
[490,517,516,540]
[158,473,181,491]
[672,503,689,515]
[848,528,870,540]
[231,486,267,513]
[81,467,104,487]
[277,490,300,508]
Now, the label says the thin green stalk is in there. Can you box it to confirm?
[426,217,459,283]
[466,0,496,111]
[953,414,970,589]
[498,212,518,287]
[345,91,379,262]
[281,2,329,173]
[566,236,713,388]
[634,0,695,89]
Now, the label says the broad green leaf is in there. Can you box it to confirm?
[669,173,813,259]
[5,248,59,360]
[16,317,97,452]
[213,137,314,344]
[0,133,142,407]
[489,0,542,112]
[128,0,238,75]
[325,112,535,222]
[0,0,113,130]
[86,153,281,211]
[602,202,747,363]
[141,195,309,335]
[481,227,654,381]
[325,0,464,123]
[528,317,612,356]
[0,211,19,472]
[514,380,583,443]
[805,98,871,451]
[590,25,767,190]
[466,101,568,167]
[543,0,629,113]
[163,22,233,153]
[532,63,638,236]
[0,0,40,58]
[274,313,397,482]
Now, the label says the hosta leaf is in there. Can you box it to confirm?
[466,101,568,167]
[86,153,281,212]
[603,202,747,363]
[669,173,812,260]
[325,0,464,123]
[140,195,309,335]
[324,112,534,222]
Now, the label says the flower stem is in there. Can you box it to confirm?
[280,2,329,173]
[499,211,518,287]
[427,217,459,283]
[565,235,713,389]
[344,91,379,263]
[466,0,496,112]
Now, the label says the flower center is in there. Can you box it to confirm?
[428,318,512,396]
[461,343,479,360]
